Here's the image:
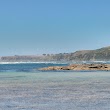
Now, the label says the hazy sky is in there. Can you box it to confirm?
[0,0,110,56]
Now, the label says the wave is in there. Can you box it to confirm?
[0,62,68,65]
[1,61,109,65]
[69,61,110,64]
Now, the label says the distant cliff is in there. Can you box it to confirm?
[47,46,110,61]
[69,46,110,61]
[1,46,110,62]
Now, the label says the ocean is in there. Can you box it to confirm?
[0,62,110,110]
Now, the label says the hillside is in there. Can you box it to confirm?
[70,46,110,61]
[0,46,110,62]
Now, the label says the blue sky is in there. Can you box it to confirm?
[0,0,110,56]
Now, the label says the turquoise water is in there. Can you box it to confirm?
[0,70,110,110]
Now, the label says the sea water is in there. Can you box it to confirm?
[0,63,110,110]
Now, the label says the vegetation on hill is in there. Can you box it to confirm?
[1,46,110,62]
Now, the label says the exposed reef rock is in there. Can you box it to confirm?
[39,64,110,71]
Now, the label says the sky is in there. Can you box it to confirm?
[0,0,110,56]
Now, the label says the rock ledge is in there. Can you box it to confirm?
[39,64,110,71]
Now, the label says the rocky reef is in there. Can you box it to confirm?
[39,64,110,71]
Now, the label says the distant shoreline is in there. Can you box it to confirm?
[1,46,110,62]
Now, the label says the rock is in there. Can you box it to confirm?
[39,64,110,71]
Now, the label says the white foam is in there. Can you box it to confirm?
[0,62,67,64]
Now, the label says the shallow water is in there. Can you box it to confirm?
[0,71,110,110]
